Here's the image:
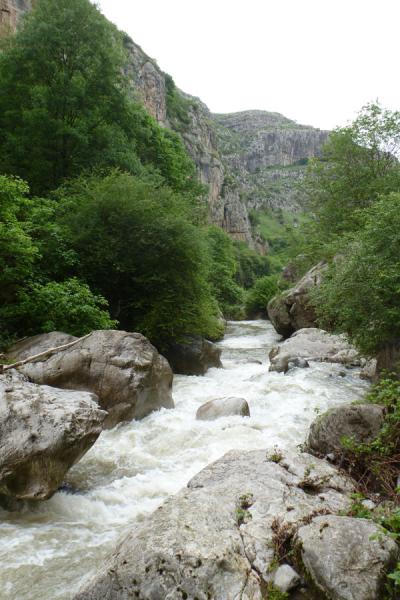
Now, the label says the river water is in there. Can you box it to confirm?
[0,320,369,599]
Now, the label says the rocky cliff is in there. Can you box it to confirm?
[213,110,329,212]
[0,0,32,35]
[3,3,328,247]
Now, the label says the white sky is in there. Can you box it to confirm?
[95,0,400,130]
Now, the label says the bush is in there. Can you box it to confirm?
[245,275,278,318]
[16,278,117,337]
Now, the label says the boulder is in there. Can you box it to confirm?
[7,330,174,428]
[295,515,398,600]
[267,262,328,337]
[306,403,385,456]
[0,370,105,501]
[163,335,222,375]
[74,449,354,599]
[269,328,361,373]
[196,397,250,421]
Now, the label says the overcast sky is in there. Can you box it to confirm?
[95,0,400,131]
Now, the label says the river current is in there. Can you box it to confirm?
[0,320,369,599]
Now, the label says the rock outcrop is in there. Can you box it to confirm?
[75,449,356,599]
[306,403,385,456]
[295,515,398,600]
[0,370,105,501]
[196,397,250,420]
[163,336,222,376]
[0,0,32,36]
[7,330,174,428]
[268,262,328,337]
[269,328,361,373]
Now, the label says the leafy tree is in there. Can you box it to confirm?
[55,172,223,347]
[234,241,271,288]
[205,226,244,318]
[301,102,400,262]
[16,278,117,337]
[245,275,278,318]
[310,193,400,355]
[0,0,201,196]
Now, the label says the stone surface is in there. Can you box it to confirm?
[74,449,354,599]
[8,330,174,428]
[295,515,398,600]
[196,397,250,421]
[269,328,361,373]
[163,336,222,376]
[268,262,328,337]
[273,564,301,593]
[307,403,385,456]
[0,370,105,501]
[0,0,32,37]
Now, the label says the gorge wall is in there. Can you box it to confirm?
[3,2,329,248]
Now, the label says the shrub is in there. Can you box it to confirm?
[245,275,279,318]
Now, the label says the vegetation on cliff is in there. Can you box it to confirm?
[0,0,270,349]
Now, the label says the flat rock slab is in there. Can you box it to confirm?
[295,515,398,600]
[196,397,250,420]
[269,328,361,373]
[75,449,355,599]
[0,370,106,501]
[8,330,174,428]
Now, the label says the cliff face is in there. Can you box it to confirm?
[212,110,329,212]
[0,0,32,35]
[3,4,328,246]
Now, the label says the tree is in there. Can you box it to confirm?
[55,172,223,348]
[310,193,400,355]
[302,102,400,261]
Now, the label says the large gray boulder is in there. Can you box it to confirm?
[7,331,174,428]
[0,370,105,501]
[74,449,354,599]
[196,397,250,420]
[295,515,398,600]
[269,328,360,373]
[307,403,385,456]
[267,262,327,337]
[163,335,222,375]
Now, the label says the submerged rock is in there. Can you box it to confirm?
[74,449,354,599]
[295,515,398,600]
[269,328,360,373]
[267,262,328,337]
[0,370,105,501]
[196,397,250,420]
[8,330,174,428]
[307,403,385,456]
[163,335,222,375]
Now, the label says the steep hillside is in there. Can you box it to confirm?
[213,110,329,211]
[1,2,328,248]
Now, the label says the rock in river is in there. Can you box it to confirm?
[7,330,174,428]
[0,370,105,501]
[74,449,356,599]
[163,335,222,375]
[196,397,250,420]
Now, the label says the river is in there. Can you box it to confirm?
[0,320,369,599]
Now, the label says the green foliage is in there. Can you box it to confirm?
[165,73,193,132]
[310,193,400,355]
[256,209,304,273]
[205,226,245,319]
[0,0,200,196]
[234,241,270,288]
[16,278,117,337]
[300,102,400,265]
[245,275,279,318]
[56,172,223,348]
[265,585,289,600]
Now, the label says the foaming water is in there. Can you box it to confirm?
[0,321,369,599]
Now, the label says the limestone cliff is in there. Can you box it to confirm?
[3,3,328,247]
[0,0,32,36]
[212,110,329,212]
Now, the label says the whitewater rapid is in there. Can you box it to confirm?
[0,321,369,599]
